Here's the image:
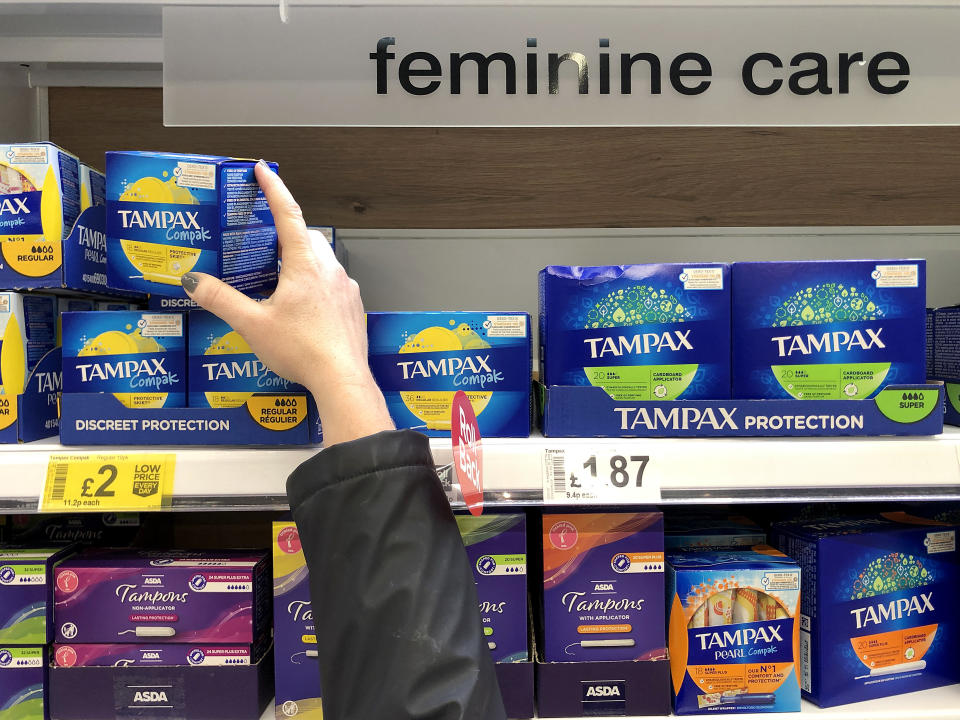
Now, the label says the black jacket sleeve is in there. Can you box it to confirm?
[287,429,508,720]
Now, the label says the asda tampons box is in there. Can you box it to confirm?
[539,264,731,400]
[366,312,531,437]
[732,260,926,399]
[189,310,304,408]
[541,512,665,663]
[667,548,801,714]
[457,514,528,663]
[106,152,279,298]
[774,515,959,708]
[0,143,80,285]
[61,310,186,408]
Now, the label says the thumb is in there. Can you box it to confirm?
[181,272,263,337]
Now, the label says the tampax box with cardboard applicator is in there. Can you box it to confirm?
[773,514,959,707]
[732,259,926,400]
[106,152,279,298]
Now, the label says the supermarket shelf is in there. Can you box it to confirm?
[3,428,960,512]
[257,686,960,719]
[542,686,960,719]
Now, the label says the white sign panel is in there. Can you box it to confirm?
[163,5,960,126]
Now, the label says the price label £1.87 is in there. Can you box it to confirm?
[542,448,659,505]
[41,454,176,512]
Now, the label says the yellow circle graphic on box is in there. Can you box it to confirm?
[204,331,256,408]
[247,395,306,431]
[399,323,491,431]
[0,394,17,431]
[117,176,201,285]
[77,329,169,409]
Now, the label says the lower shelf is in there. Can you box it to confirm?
[258,685,960,719]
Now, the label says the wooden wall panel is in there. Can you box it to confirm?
[49,87,960,228]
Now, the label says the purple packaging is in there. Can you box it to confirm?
[273,521,322,720]
[456,514,528,663]
[53,549,270,644]
[54,639,267,667]
[542,512,665,663]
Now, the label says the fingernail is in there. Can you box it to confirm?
[181,272,199,294]
[257,159,271,172]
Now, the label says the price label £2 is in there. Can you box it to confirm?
[543,448,658,505]
[41,454,176,512]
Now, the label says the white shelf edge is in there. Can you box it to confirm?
[1,429,959,511]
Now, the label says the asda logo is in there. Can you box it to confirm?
[582,680,626,713]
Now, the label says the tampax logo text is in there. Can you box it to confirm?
[0,197,29,216]
[693,624,784,661]
[396,354,504,389]
[771,328,885,357]
[851,592,934,629]
[201,358,293,390]
[370,37,911,98]
[75,357,178,390]
[585,330,693,359]
[116,208,211,244]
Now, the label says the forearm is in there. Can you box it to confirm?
[287,430,507,720]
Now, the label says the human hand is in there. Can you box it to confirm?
[181,161,394,446]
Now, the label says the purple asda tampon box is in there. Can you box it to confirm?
[456,514,528,663]
[53,549,270,644]
[53,638,269,667]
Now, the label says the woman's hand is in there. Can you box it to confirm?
[181,161,394,446]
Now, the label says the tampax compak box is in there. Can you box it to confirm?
[666,548,801,714]
[0,547,74,645]
[732,260,926,399]
[456,514,528,663]
[0,292,56,399]
[366,311,532,437]
[539,264,731,400]
[106,152,279,298]
[772,514,959,708]
[61,310,186,408]
[272,520,322,720]
[53,549,270,644]
[541,513,665,663]
[189,310,305,408]
[0,143,80,286]
[0,647,46,720]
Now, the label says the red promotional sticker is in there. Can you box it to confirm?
[451,390,483,516]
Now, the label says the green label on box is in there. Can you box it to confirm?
[771,362,890,400]
[874,388,939,424]
[585,364,697,401]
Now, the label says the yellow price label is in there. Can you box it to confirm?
[41,454,175,512]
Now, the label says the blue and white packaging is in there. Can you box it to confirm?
[106,152,278,298]
[539,264,731,400]
[732,260,926,399]
[61,310,186,408]
[773,514,959,707]
[189,310,304,408]
[366,311,531,437]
